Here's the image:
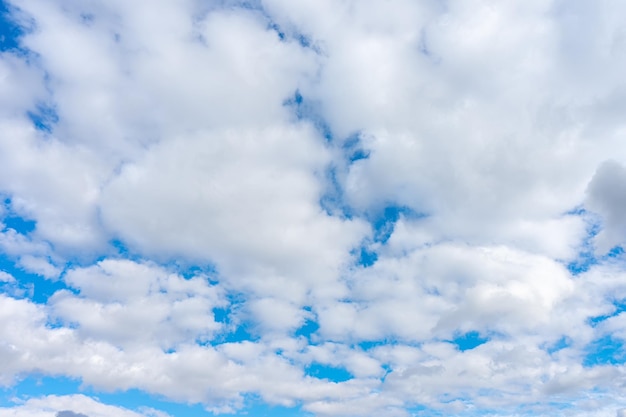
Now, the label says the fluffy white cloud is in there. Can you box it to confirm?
[315,243,576,345]
[49,260,225,349]
[98,126,368,304]
[18,255,61,279]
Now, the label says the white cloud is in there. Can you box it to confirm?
[315,243,576,345]
[50,259,225,349]
[98,126,368,302]
[0,119,109,253]
[0,395,166,417]
[18,255,61,279]
[0,271,14,283]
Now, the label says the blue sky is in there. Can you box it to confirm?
[2,1,626,417]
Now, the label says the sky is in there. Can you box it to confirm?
[1,0,626,416]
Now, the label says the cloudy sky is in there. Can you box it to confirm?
[2,0,626,416]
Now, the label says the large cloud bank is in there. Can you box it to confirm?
[2,0,626,416]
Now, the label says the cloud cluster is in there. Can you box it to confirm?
[2,0,626,416]
[0,394,165,417]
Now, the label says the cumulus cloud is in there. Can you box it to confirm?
[49,259,226,349]
[18,254,61,279]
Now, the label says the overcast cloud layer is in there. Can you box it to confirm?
[2,0,626,416]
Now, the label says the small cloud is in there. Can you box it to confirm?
[138,407,173,417]
[0,271,15,282]
[18,255,61,279]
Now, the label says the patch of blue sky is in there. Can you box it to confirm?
[588,299,626,327]
[27,102,59,133]
[210,303,258,344]
[283,90,333,141]
[212,306,230,323]
[216,321,258,344]
[341,131,370,163]
[319,165,354,219]
[102,239,148,265]
[304,363,353,383]
[605,245,626,263]
[0,253,68,303]
[2,197,36,232]
[0,0,23,51]
[450,331,489,352]
[583,335,626,367]
[565,208,599,274]
[355,246,378,267]
[371,204,423,244]
[0,375,81,405]
[434,390,460,402]
[173,263,219,281]
[3,214,36,234]
[0,200,68,301]
[563,208,626,275]
[544,336,572,354]
[268,21,285,40]
[567,243,624,276]
[0,2,37,60]
[565,206,587,216]
[352,204,426,268]
[357,340,396,353]
[295,317,319,341]
[265,16,317,51]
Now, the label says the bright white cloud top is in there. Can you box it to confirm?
[1,0,626,416]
